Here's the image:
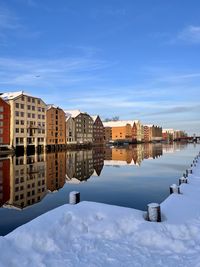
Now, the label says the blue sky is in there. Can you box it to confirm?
[0,0,200,134]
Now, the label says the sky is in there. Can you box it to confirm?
[0,0,200,134]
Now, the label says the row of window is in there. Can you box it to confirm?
[16,103,45,112]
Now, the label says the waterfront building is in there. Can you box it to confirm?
[46,152,66,192]
[65,110,93,144]
[46,105,66,148]
[0,91,46,150]
[103,120,143,143]
[66,116,76,144]
[0,98,10,148]
[162,129,174,142]
[144,125,162,142]
[104,127,112,142]
[103,121,132,142]
[91,115,104,144]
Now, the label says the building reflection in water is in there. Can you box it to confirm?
[0,142,187,209]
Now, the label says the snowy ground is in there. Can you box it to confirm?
[1,154,200,266]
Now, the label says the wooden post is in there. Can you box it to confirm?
[179,177,188,185]
[69,191,80,204]
[147,203,161,222]
[170,184,180,194]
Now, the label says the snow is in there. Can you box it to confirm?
[103,120,140,127]
[0,91,32,100]
[1,154,200,266]
[91,115,98,122]
[64,109,82,118]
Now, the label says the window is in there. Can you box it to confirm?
[32,114,35,118]
[0,114,3,119]
[16,120,19,125]
[0,129,3,134]
[16,128,19,133]
[28,105,31,110]
[28,97,31,102]
[0,121,3,126]
[0,106,3,112]
[21,129,24,133]
[38,100,40,104]
[32,98,35,103]
[21,112,24,117]
[15,103,19,108]
[21,120,24,125]
[21,104,24,109]
[32,106,35,111]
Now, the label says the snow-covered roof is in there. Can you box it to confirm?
[0,91,32,101]
[103,120,140,127]
[64,109,81,118]
[47,104,60,110]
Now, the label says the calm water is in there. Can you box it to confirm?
[0,142,199,236]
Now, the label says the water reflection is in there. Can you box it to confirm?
[0,142,188,210]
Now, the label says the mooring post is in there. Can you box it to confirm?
[69,191,80,204]
[179,177,188,185]
[147,203,161,222]
[170,184,180,194]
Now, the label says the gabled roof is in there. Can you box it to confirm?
[0,91,46,104]
[0,91,32,101]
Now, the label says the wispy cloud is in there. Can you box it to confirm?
[0,6,20,30]
[0,56,109,90]
[173,25,200,44]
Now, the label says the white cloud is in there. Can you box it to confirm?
[177,25,200,44]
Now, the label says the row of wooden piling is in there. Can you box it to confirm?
[67,151,200,222]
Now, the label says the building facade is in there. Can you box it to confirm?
[0,98,10,147]
[91,115,104,144]
[1,91,46,150]
[46,105,66,147]
[65,110,93,144]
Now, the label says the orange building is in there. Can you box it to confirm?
[46,152,66,191]
[112,125,132,141]
[0,98,10,147]
[46,105,66,147]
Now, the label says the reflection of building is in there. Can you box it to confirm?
[91,115,104,144]
[66,117,76,144]
[6,154,46,209]
[1,91,46,150]
[0,158,10,206]
[46,152,66,191]
[112,148,132,164]
[65,110,93,144]
[0,98,10,148]
[46,105,66,147]
[93,147,104,176]
[104,144,163,166]
[66,150,94,181]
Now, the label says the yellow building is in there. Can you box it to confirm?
[1,91,46,150]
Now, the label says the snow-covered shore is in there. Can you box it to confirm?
[1,153,200,267]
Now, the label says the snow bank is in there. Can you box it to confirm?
[1,155,200,266]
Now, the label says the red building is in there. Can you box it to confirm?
[0,98,10,146]
[92,115,104,144]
